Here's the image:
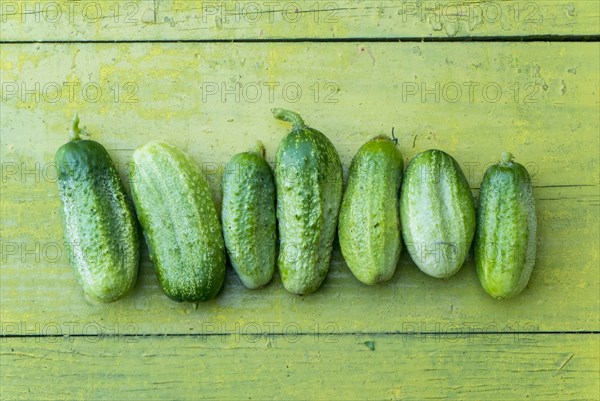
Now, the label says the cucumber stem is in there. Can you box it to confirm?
[500,152,514,165]
[272,108,305,129]
[70,112,82,141]
[256,140,266,159]
[391,127,398,145]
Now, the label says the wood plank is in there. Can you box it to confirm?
[1,334,598,400]
[1,0,599,41]
[1,42,599,334]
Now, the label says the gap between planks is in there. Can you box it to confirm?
[2,330,599,340]
[2,35,600,44]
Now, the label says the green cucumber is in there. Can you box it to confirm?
[475,152,537,299]
[399,149,476,278]
[55,114,140,303]
[130,141,225,302]
[273,109,343,294]
[222,145,276,289]
[338,136,403,285]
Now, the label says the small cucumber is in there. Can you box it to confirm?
[400,149,476,278]
[475,152,537,299]
[55,114,140,303]
[130,141,225,302]
[273,109,343,295]
[222,145,276,289]
[338,136,403,285]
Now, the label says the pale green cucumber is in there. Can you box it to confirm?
[130,141,225,302]
[475,152,537,299]
[273,109,343,295]
[399,149,476,278]
[338,136,403,285]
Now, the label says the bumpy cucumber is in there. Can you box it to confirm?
[400,149,476,278]
[222,146,276,289]
[130,141,225,302]
[55,114,140,303]
[273,109,343,294]
[338,136,403,285]
[475,152,537,299]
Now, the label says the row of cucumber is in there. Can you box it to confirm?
[55,110,536,304]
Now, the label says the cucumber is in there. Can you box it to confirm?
[222,145,276,289]
[55,114,140,303]
[338,136,403,285]
[475,152,537,299]
[129,141,225,302]
[273,109,342,294]
[399,149,476,278]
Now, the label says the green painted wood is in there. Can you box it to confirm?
[0,0,598,41]
[1,334,598,400]
[1,42,598,335]
[1,6,599,398]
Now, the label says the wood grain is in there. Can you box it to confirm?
[1,0,599,41]
[1,334,598,400]
[1,29,598,401]
[1,42,598,335]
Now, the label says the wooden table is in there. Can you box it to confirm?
[1,1,599,399]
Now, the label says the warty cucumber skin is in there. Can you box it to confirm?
[130,141,225,302]
[338,136,403,285]
[399,149,476,279]
[55,119,140,303]
[475,153,537,299]
[222,151,276,289]
[274,109,343,295]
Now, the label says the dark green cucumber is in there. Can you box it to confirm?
[222,145,276,289]
[273,109,343,294]
[400,149,476,278]
[130,141,225,302]
[55,114,140,303]
[475,152,537,299]
[338,136,403,285]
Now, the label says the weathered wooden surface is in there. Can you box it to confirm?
[1,0,599,41]
[1,334,598,400]
[1,14,599,401]
[1,42,598,339]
